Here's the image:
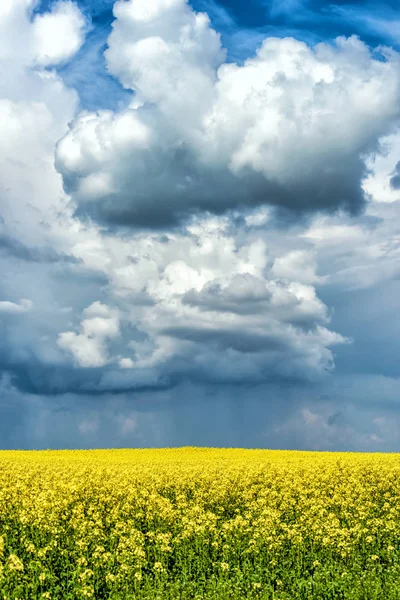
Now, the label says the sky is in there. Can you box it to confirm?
[1,0,400,451]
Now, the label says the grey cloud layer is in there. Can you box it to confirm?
[2,375,399,452]
[53,223,346,393]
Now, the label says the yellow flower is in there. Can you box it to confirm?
[7,554,23,572]
[79,569,94,581]
[81,587,94,598]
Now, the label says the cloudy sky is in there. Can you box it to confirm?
[1,0,400,451]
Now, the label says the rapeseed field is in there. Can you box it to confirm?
[0,448,399,600]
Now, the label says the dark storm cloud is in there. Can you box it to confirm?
[182,274,274,315]
[0,360,169,397]
[64,149,367,230]
[162,325,291,354]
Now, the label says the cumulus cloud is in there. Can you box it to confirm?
[0,0,86,69]
[0,0,87,251]
[0,0,126,398]
[58,302,120,367]
[55,0,400,228]
[0,210,348,396]
[32,1,87,67]
[53,218,346,392]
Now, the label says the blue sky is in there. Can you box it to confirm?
[0,0,400,450]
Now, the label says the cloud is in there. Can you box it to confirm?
[0,0,395,403]
[53,218,347,392]
[32,1,88,67]
[0,0,84,249]
[0,299,32,314]
[58,302,120,367]
[0,0,111,395]
[0,0,87,69]
[300,196,400,291]
[0,211,347,396]
[0,232,80,264]
[390,160,400,190]
[362,131,400,203]
[270,250,323,284]
[181,273,329,328]
[55,0,400,228]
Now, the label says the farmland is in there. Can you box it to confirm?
[0,448,399,599]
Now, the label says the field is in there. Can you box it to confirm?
[0,449,400,600]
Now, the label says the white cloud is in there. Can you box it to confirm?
[63,217,347,387]
[0,299,32,314]
[107,0,225,111]
[57,303,120,368]
[0,1,85,252]
[270,250,323,284]
[0,0,86,69]
[300,200,400,290]
[32,1,87,67]
[55,0,400,227]
[363,131,400,203]
[119,357,135,369]
[83,301,113,318]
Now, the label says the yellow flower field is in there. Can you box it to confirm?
[0,448,399,599]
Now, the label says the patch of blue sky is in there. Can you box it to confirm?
[194,0,400,56]
[57,27,132,112]
[33,0,130,112]
[34,0,115,21]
